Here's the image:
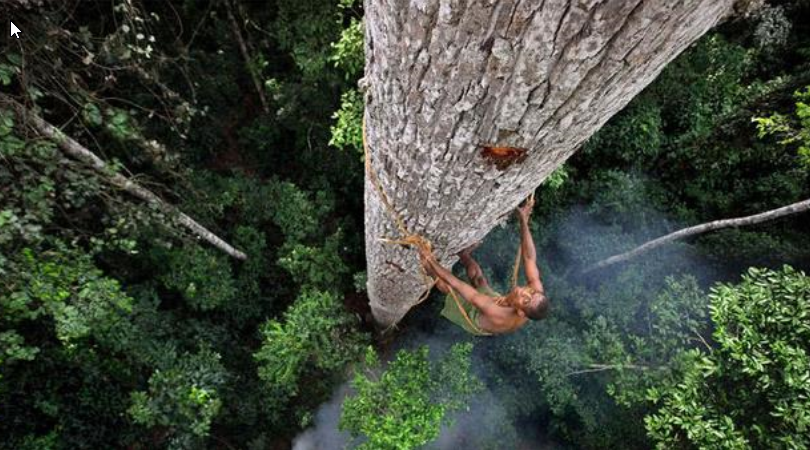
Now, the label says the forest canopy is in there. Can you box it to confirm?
[1,1,809,449]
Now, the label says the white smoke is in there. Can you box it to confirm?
[292,384,351,450]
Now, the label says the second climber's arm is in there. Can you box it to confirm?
[420,251,492,311]
[516,199,544,292]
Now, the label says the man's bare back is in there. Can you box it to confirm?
[419,199,549,335]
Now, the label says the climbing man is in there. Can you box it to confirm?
[418,197,549,335]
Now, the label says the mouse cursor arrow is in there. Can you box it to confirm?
[10,22,21,39]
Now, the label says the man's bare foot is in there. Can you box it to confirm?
[458,241,481,258]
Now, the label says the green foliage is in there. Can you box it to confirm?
[4,247,133,345]
[230,225,270,315]
[330,88,364,154]
[16,431,59,450]
[697,228,808,271]
[82,103,104,127]
[331,18,364,78]
[0,330,39,370]
[340,343,481,450]
[652,34,755,140]
[353,271,368,293]
[1,1,367,447]
[488,272,708,448]
[328,0,364,154]
[254,289,367,410]
[272,0,346,79]
[584,100,664,163]
[646,266,810,449]
[0,110,86,246]
[158,246,237,311]
[583,170,671,232]
[80,103,140,141]
[754,85,810,169]
[543,164,569,190]
[606,277,709,407]
[0,53,20,86]
[583,34,754,172]
[278,231,350,291]
[268,181,328,243]
[104,108,139,141]
[128,348,226,449]
[0,63,16,86]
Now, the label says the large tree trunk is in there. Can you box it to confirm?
[364,0,759,327]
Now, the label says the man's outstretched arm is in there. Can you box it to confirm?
[419,251,493,312]
[516,199,544,292]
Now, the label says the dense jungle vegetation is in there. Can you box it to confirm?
[1,1,809,449]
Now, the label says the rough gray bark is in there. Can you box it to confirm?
[1,95,247,260]
[364,0,759,327]
[584,198,810,273]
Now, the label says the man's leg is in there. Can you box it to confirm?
[458,244,490,290]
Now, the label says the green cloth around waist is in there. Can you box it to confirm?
[441,285,500,336]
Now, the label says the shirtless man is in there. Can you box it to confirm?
[418,198,549,335]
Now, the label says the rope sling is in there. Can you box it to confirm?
[362,118,532,335]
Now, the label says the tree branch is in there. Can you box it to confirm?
[566,363,650,377]
[692,328,712,352]
[584,198,810,273]
[225,0,270,114]
[1,94,248,260]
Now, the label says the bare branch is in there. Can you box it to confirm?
[692,328,713,352]
[225,0,270,114]
[1,93,248,260]
[584,198,810,273]
[566,363,650,377]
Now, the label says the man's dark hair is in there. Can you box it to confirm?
[525,293,550,320]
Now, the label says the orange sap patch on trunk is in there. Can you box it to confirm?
[480,145,528,170]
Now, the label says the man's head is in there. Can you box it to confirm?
[508,286,549,320]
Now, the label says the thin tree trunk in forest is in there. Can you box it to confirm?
[364,0,762,327]
[1,95,248,260]
[226,0,270,114]
[584,198,810,273]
